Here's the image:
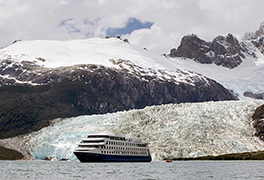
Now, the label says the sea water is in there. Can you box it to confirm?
[1,161,264,180]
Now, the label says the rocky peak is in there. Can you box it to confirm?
[211,34,246,68]
[241,21,264,55]
[242,32,255,41]
[253,21,264,39]
[251,36,264,55]
[169,34,212,64]
[169,33,250,69]
[250,21,264,55]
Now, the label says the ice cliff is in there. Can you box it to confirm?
[21,100,264,161]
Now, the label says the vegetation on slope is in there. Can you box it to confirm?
[0,80,127,139]
[0,145,24,160]
[0,61,238,139]
[168,151,264,161]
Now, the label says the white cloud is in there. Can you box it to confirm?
[0,0,31,25]
[0,0,263,53]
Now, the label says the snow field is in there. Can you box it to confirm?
[1,38,264,99]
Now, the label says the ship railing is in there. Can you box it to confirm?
[82,137,108,141]
[74,147,96,151]
[78,142,105,146]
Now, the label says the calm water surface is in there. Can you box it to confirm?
[1,160,264,180]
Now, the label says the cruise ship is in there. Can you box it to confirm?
[73,133,152,162]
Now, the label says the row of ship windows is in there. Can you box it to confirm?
[106,141,147,147]
[79,145,146,152]
[101,151,148,155]
[106,141,138,146]
[103,146,145,151]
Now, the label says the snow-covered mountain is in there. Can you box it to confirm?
[168,33,264,100]
[1,100,263,161]
[0,33,263,100]
[0,36,239,139]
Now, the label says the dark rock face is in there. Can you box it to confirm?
[0,59,238,138]
[243,91,264,100]
[169,34,212,64]
[253,21,264,39]
[251,21,264,55]
[251,36,264,55]
[252,104,264,141]
[169,34,254,69]
[242,21,264,56]
[212,34,246,68]
[0,59,238,107]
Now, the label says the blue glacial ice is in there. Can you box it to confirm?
[23,100,264,161]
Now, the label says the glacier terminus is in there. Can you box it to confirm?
[8,100,263,161]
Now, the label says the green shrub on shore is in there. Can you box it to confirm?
[167,151,264,161]
[0,146,24,160]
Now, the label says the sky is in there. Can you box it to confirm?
[0,0,264,53]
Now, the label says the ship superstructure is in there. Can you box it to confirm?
[74,133,151,162]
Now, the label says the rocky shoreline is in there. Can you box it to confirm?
[168,151,264,161]
[0,136,33,160]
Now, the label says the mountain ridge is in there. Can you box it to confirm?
[169,33,258,69]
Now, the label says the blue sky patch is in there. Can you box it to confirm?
[106,18,153,36]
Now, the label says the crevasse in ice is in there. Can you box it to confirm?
[24,100,264,161]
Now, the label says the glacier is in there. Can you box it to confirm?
[22,100,264,161]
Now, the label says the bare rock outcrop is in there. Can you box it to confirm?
[243,91,264,100]
[252,103,264,141]
[169,34,256,69]
[242,21,264,55]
